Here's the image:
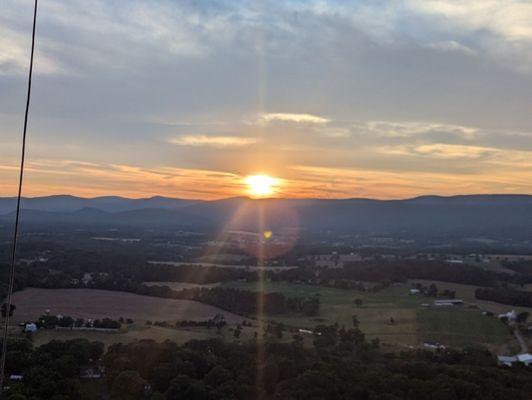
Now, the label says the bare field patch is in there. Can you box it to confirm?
[11,288,243,323]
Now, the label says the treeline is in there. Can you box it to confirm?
[137,285,320,316]
[476,287,532,308]
[71,329,532,399]
[37,314,123,330]
[138,264,255,284]
[275,260,513,287]
[3,338,104,399]
[5,324,532,399]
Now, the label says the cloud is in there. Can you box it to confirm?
[259,113,329,125]
[426,40,476,55]
[2,1,532,199]
[412,143,494,159]
[407,0,532,70]
[168,135,258,147]
[351,121,478,140]
[408,0,532,42]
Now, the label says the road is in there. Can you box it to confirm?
[513,327,528,354]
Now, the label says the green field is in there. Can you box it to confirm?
[219,280,519,351]
[17,280,527,352]
[417,308,511,348]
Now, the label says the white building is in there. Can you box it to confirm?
[497,355,517,367]
[434,299,464,307]
[24,323,37,333]
[517,353,532,366]
[423,341,445,350]
[498,310,517,322]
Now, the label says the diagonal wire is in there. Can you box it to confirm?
[0,0,38,393]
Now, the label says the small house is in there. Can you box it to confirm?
[498,310,517,322]
[517,353,532,366]
[24,323,37,333]
[497,355,517,367]
[423,341,445,350]
[434,299,464,307]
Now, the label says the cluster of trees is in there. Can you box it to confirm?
[138,285,320,317]
[476,287,532,308]
[271,260,520,288]
[100,327,532,399]
[411,283,456,298]
[4,338,104,399]
[329,261,509,286]
[175,314,227,330]
[37,314,123,330]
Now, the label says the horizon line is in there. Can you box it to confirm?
[2,193,532,202]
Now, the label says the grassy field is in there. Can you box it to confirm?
[13,280,525,353]
[417,308,511,348]
[412,279,532,314]
[219,280,518,351]
[143,281,220,290]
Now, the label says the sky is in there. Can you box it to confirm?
[2,0,532,200]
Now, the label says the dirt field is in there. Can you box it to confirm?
[10,288,243,323]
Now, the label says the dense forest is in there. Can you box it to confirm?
[475,287,532,308]
[4,324,532,399]
[136,285,320,316]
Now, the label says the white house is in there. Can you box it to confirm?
[517,353,532,366]
[423,341,445,350]
[24,323,37,333]
[434,299,464,307]
[498,310,517,322]
[409,289,420,295]
[497,355,517,367]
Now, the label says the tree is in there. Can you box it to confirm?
[233,325,242,339]
[1,303,16,317]
[166,375,208,400]
[354,298,363,307]
[110,370,147,400]
[517,311,530,324]
[204,365,232,388]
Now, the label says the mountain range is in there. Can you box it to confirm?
[1,194,532,237]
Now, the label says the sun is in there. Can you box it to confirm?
[245,175,280,197]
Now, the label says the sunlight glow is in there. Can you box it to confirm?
[245,175,280,197]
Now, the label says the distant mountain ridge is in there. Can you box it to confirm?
[0,194,199,214]
[2,194,532,237]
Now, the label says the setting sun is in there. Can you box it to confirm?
[244,175,280,197]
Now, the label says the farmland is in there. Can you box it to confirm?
[142,281,219,290]
[9,279,527,353]
[219,279,521,351]
[10,288,243,323]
